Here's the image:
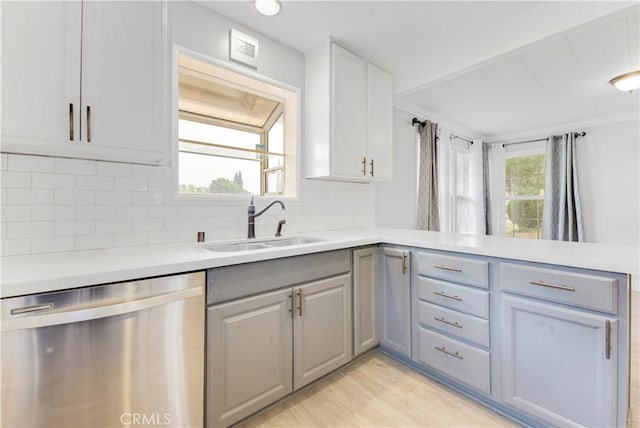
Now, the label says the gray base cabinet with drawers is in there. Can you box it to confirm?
[377,245,630,428]
[206,250,353,427]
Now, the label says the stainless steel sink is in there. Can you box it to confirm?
[203,237,323,252]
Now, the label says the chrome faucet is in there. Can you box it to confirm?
[247,197,285,239]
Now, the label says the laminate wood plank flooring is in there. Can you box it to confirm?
[241,291,640,427]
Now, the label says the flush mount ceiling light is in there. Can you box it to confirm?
[255,0,281,16]
[609,71,640,92]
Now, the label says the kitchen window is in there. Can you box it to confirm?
[449,140,474,234]
[176,52,298,198]
[498,142,546,239]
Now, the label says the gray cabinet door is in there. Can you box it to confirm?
[293,273,353,390]
[353,247,379,356]
[208,289,293,427]
[379,247,411,357]
[501,295,617,427]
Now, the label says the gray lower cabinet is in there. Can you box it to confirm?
[208,289,293,428]
[379,247,411,357]
[353,247,379,356]
[207,269,352,427]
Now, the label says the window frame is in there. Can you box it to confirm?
[448,138,474,234]
[171,45,301,203]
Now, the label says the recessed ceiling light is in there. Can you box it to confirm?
[255,0,281,16]
[609,71,640,92]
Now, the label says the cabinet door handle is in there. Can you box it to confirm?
[605,320,611,359]
[433,290,462,301]
[289,291,294,319]
[435,346,463,360]
[434,316,462,329]
[529,280,575,292]
[369,159,374,177]
[86,105,92,143]
[433,264,462,272]
[361,157,367,176]
[69,103,74,141]
[297,290,302,316]
[401,252,407,274]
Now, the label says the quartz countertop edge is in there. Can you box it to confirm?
[1,228,638,298]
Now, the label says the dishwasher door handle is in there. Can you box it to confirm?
[2,287,203,332]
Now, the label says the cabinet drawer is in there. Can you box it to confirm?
[417,276,489,319]
[416,327,490,394]
[417,301,489,348]
[500,263,618,314]
[416,252,488,288]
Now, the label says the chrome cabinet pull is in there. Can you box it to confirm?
[435,346,463,360]
[605,320,611,359]
[86,105,92,143]
[297,290,302,316]
[529,280,575,292]
[433,264,462,272]
[289,291,294,319]
[434,316,462,328]
[369,159,374,177]
[361,157,367,176]
[433,290,462,301]
[11,303,54,315]
[401,252,407,275]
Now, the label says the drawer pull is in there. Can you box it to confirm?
[434,316,462,328]
[434,291,462,301]
[402,252,408,274]
[11,303,54,315]
[433,264,462,272]
[605,320,611,359]
[529,280,575,292]
[435,346,463,360]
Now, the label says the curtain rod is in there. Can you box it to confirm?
[411,117,427,127]
[488,131,587,148]
[451,134,473,145]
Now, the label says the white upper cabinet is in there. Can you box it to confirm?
[1,1,167,165]
[305,41,393,182]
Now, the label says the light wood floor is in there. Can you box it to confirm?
[241,291,640,428]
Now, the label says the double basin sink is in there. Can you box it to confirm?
[204,237,323,253]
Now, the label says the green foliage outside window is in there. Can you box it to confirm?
[505,153,545,238]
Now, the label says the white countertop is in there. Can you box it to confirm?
[1,228,638,298]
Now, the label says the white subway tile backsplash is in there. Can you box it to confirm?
[96,162,132,177]
[1,205,31,222]
[32,173,75,189]
[1,154,372,255]
[76,234,115,251]
[115,176,148,192]
[55,158,96,175]
[76,206,114,220]
[31,236,75,254]
[7,221,54,238]
[8,189,54,205]
[114,232,149,247]
[95,191,132,205]
[76,175,114,191]
[55,190,95,205]
[1,171,31,188]
[95,219,132,234]
[8,155,55,173]
[114,205,148,219]
[55,220,95,236]
[1,238,32,255]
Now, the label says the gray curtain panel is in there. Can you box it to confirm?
[416,121,439,231]
[542,133,584,242]
[482,142,493,235]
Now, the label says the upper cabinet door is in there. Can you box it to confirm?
[81,1,166,162]
[366,63,393,181]
[330,44,367,178]
[1,1,81,146]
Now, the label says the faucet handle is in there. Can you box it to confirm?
[275,219,286,237]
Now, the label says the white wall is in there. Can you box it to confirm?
[577,118,639,247]
[0,3,373,256]
[374,108,417,228]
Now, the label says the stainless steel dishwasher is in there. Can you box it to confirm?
[1,271,205,428]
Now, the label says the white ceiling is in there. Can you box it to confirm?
[198,1,639,138]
